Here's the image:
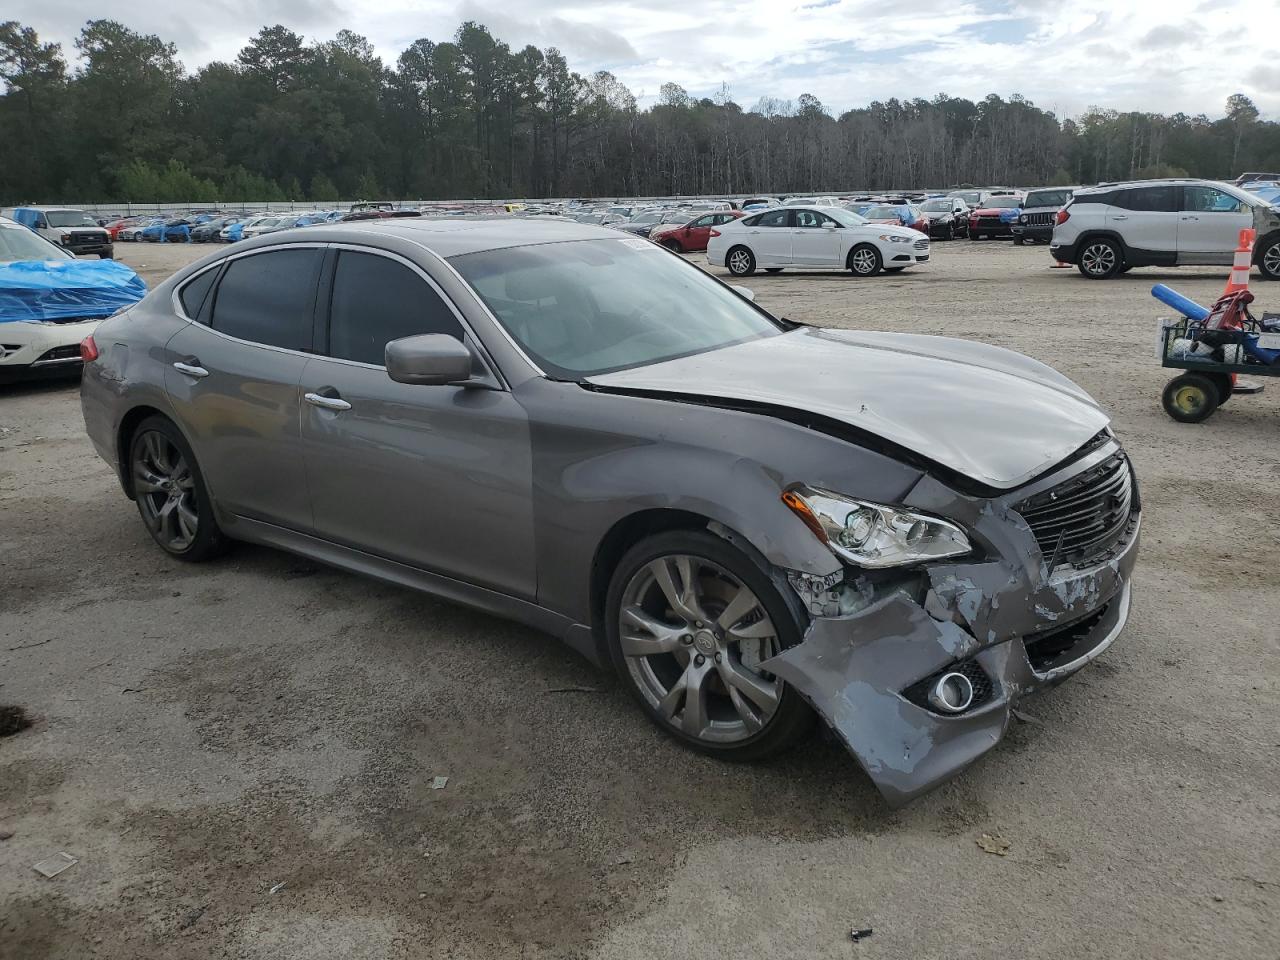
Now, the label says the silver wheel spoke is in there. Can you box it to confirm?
[727,687,763,733]
[619,605,683,656]
[717,652,779,715]
[157,499,179,542]
[657,673,686,721]
[133,467,166,494]
[648,557,704,623]
[680,663,710,737]
[176,500,199,541]
[716,586,760,632]
[729,618,776,640]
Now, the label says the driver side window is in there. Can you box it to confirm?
[753,209,789,228]
[691,215,716,228]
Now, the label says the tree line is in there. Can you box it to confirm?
[1,18,1278,205]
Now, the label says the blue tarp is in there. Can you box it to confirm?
[0,259,147,324]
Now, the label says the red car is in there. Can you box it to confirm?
[967,194,1024,239]
[650,211,745,253]
[104,218,143,240]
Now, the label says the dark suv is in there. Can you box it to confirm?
[1013,188,1074,245]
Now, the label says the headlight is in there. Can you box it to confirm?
[782,485,971,568]
[1018,214,1028,224]
[60,234,72,245]
[879,234,914,243]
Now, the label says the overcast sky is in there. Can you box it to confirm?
[10,0,1278,119]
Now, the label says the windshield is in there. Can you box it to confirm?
[45,210,98,228]
[1026,190,1071,207]
[950,192,981,204]
[452,238,782,378]
[0,225,74,262]
[921,200,952,213]
[863,205,903,219]
[985,196,1021,208]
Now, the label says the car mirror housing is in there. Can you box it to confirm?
[822,221,836,230]
[732,286,755,302]
[385,334,475,386]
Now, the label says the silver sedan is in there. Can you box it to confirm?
[80,218,1139,805]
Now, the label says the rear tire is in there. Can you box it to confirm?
[726,246,756,277]
[662,239,683,253]
[1162,373,1219,423]
[1207,373,1233,405]
[127,415,229,561]
[605,529,814,760]
[1078,238,1122,279]
[847,243,882,276]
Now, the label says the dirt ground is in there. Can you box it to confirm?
[2,237,1278,959]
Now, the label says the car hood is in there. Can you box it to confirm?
[585,327,1108,491]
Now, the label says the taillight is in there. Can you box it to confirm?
[1055,209,1070,225]
[709,229,721,237]
[80,334,99,363]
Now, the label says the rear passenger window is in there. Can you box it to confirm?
[1113,187,1176,212]
[210,249,322,350]
[752,209,789,228]
[327,251,464,366]
[179,268,218,322]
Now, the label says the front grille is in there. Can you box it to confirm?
[977,215,1005,227]
[1025,212,1055,226]
[68,232,108,246]
[1017,453,1134,566]
[913,238,929,251]
[1024,602,1111,673]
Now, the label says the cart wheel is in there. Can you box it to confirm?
[1162,373,1219,423]
[1207,373,1233,406]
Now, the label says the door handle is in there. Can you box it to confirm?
[305,391,352,412]
[173,359,209,378]
[1110,215,1128,221]
[1180,215,1199,220]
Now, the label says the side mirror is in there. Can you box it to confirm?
[732,286,755,302]
[385,334,474,386]
[822,221,836,230]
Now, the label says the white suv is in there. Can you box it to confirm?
[1049,179,1280,280]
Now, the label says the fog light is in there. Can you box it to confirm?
[927,672,975,714]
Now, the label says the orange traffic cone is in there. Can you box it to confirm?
[1223,228,1256,294]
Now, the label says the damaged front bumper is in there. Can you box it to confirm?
[761,450,1141,807]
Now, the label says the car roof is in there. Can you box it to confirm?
[327,216,623,257]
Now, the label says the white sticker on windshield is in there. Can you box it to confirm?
[618,237,657,250]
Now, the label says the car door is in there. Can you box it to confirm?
[789,209,842,266]
[162,245,323,532]
[680,214,717,251]
[1177,185,1254,264]
[1106,185,1179,260]
[744,208,792,265]
[299,247,536,599]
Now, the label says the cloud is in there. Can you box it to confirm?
[3,0,1276,118]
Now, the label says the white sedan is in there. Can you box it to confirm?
[707,205,929,277]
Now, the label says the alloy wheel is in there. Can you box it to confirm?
[1263,241,1280,278]
[618,554,782,744]
[1082,242,1117,276]
[728,249,752,275]
[132,430,199,551]
[850,248,877,274]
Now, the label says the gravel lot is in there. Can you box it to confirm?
[2,238,1278,959]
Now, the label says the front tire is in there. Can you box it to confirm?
[847,243,882,276]
[726,246,756,277]
[128,416,228,561]
[662,239,683,253]
[605,530,813,759]
[1257,234,1280,281]
[1078,238,1122,279]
